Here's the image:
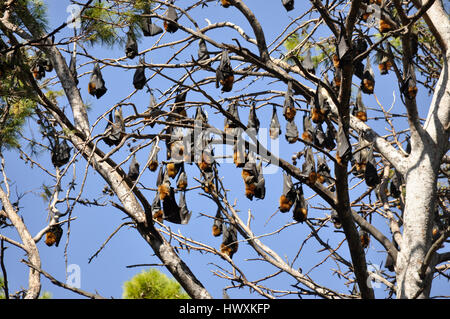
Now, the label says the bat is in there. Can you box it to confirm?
[283,81,296,121]
[194,106,208,127]
[133,65,146,90]
[45,224,63,247]
[151,193,163,223]
[69,54,79,85]
[198,38,210,62]
[173,89,188,118]
[141,16,163,37]
[292,186,308,223]
[336,27,352,67]
[302,113,314,143]
[354,135,370,176]
[127,154,140,181]
[177,191,192,224]
[353,88,367,122]
[216,49,234,92]
[221,224,238,258]
[201,170,216,194]
[164,2,179,33]
[269,106,282,139]
[316,154,333,186]
[224,102,240,136]
[103,107,124,147]
[161,187,180,223]
[364,145,380,187]
[302,147,317,185]
[336,122,351,165]
[285,119,299,144]
[221,0,232,8]
[332,67,342,92]
[51,139,72,168]
[360,57,375,94]
[148,142,159,172]
[233,138,246,168]
[313,123,326,148]
[379,14,393,33]
[125,29,138,59]
[378,54,392,75]
[279,173,295,213]
[352,37,368,57]
[324,121,336,151]
[401,64,418,100]
[212,209,223,237]
[282,0,294,11]
[302,49,315,74]
[254,160,266,200]
[311,83,328,124]
[331,210,342,229]
[389,169,402,199]
[88,62,107,99]
[177,170,188,190]
[241,152,257,200]
[359,230,370,248]
[157,166,171,201]
[31,62,45,80]
[247,102,260,135]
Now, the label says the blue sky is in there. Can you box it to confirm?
[1,0,448,299]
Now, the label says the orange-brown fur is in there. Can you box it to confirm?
[221,0,232,7]
[362,78,374,94]
[88,81,96,95]
[212,225,222,237]
[284,107,297,121]
[158,183,170,200]
[408,86,418,99]
[332,54,340,69]
[153,210,163,223]
[177,180,187,191]
[149,160,158,172]
[356,111,367,122]
[360,232,370,248]
[220,75,234,92]
[308,172,317,185]
[167,162,178,178]
[294,207,308,223]
[311,108,325,124]
[301,131,313,143]
[379,19,392,33]
[45,231,57,246]
[279,195,294,212]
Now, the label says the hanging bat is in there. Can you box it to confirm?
[389,169,402,199]
[233,138,246,168]
[69,54,79,85]
[354,135,370,176]
[88,62,107,99]
[269,106,282,139]
[324,121,336,151]
[133,65,146,90]
[103,107,124,147]
[201,170,216,194]
[125,29,138,59]
[157,166,171,201]
[302,147,317,185]
[177,191,192,225]
[331,210,342,229]
[401,64,418,100]
[127,154,140,182]
[242,152,257,200]
[254,160,265,200]
[216,49,234,92]
[198,38,210,62]
[292,186,308,223]
[283,81,296,121]
[224,102,240,136]
[279,173,295,213]
[212,209,223,237]
[31,61,45,80]
[364,145,380,187]
[162,187,181,223]
[353,88,367,122]
[151,193,163,223]
[164,2,179,33]
[359,230,370,249]
[302,113,314,143]
[379,14,393,33]
[360,56,375,94]
[172,89,188,118]
[378,54,392,75]
[332,67,342,92]
[285,120,299,144]
[51,139,72,168]
[311,83,328,124]
[336,26,352,67]
[282,0,294,11]
[336,122,351,165]
[177,169,188,190]
[221,224,238,258]
[247,102,260,135]
[316,154,333,186]
[302,49,315,74]
[45,224,63,247]
[352,36,367,79]
[141,16,163,37]
[148,142,159,172]
[313,123,326,148]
